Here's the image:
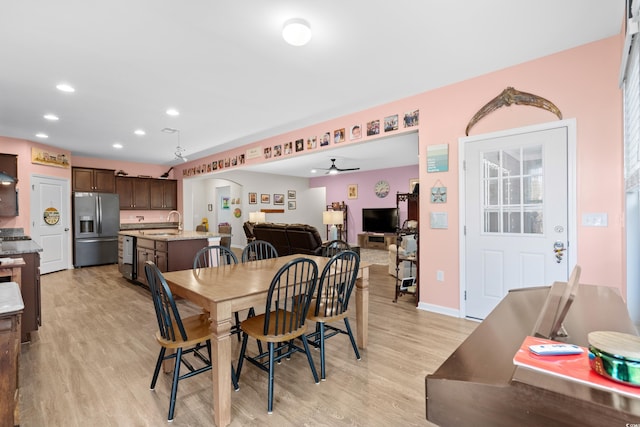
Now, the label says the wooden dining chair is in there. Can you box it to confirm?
[306,250,361,380]
[241,240,278,262]
[192,245,244,340]
[321,239,351,257]
[236,257,320,414]
[144,261,239,421]
[193,245,238,269]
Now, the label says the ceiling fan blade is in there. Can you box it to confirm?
[336,167,360,172]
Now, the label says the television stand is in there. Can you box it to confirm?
[357,233,395,250]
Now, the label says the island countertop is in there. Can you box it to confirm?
[118,229,225,242]
[0,240,43,256]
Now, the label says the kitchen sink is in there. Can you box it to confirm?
[139,231,180,236]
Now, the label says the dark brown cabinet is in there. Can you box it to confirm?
[8,252,40,342]
[72,167,115,192]
[134,237,206,287]
[150,179,177,210]
[116,176,150,210]
[0,154,18,216]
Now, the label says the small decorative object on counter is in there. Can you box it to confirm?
[200,218,209,232]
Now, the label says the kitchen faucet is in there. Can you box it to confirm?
[167,210,183,231]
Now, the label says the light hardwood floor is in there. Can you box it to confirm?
[19,262,477,426]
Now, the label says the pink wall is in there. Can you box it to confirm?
[310,165,419,243]
[2,34,625,313]
[0,137,71,232]
[174,35,625,312]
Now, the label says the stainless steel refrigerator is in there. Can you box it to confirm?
[73,192,120,267]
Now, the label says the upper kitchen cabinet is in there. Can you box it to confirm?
[0,154,18,216]
[150,179,177,210]
[72,167,115,193]
[116,176,150,210]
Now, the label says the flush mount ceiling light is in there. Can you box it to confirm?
[282,18,312,46]
[35,133,48,139]
[166,108,180,116]
[43,114,59,121]
[56,83,75,93]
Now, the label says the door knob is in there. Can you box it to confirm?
[553,241,566,263]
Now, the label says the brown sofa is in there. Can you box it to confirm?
[251,222,323,256]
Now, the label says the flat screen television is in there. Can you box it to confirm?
[362,208,398,233]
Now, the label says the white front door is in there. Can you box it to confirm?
[461,121,575,320]
[30,175,70,274]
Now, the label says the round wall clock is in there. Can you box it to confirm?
[374,180,390,198]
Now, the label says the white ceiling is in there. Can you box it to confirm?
[0,1,625,174]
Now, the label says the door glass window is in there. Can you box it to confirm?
[482,145,543,234]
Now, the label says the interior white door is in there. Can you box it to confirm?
[463,125,569,320]
[30,175,70,274]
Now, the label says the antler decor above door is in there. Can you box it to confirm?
[465,87,562,136]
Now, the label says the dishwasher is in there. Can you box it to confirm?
[122,235,136,280]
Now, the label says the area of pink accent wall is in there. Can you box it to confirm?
[0,137,72,232]
[1,35,624,314]
[174,35,625,313]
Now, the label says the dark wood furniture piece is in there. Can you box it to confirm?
[0,154,18,216]
[425,282,640,426]
[162,254,371,427]
[72,167,115,192]
[149,179,177,210]
[135,237,209,287]
[116,176,150,209]
[116,176,177,210]
[6,253,40,342]
[0,282,23,427]
[395,192,419,304]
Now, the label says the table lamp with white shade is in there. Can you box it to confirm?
[249,211,266,224]
[323,210,343,241]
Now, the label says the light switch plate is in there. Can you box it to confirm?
[582,212,608,227]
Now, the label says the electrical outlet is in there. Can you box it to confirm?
[436,270,444,282]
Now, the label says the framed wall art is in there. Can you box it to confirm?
[248,192,257,204]
[288,201,296,210]
[261,194,270,204]
[348,184,358,199]
[274,193,284,205]
[287,190,296,199]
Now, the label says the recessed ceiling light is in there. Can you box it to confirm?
[43,114,59,121]
[134,129,146,136]
[282,18,312,46]
[35,133,48,139]
[56,83,75,93]
[166,108,180,116]
[113,143,123,149]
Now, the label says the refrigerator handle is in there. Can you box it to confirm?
[97,195,102,234]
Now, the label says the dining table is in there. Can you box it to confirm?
[162,253,370,427]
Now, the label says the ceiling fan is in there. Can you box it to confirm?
[320,158,361,175]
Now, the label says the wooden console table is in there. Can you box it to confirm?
[357,233,395,250]
[426,283,640,426]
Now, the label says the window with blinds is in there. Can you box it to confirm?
[625,29,640,191]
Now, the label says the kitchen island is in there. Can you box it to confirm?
[0,238,42,342]
[118,229,225,286]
